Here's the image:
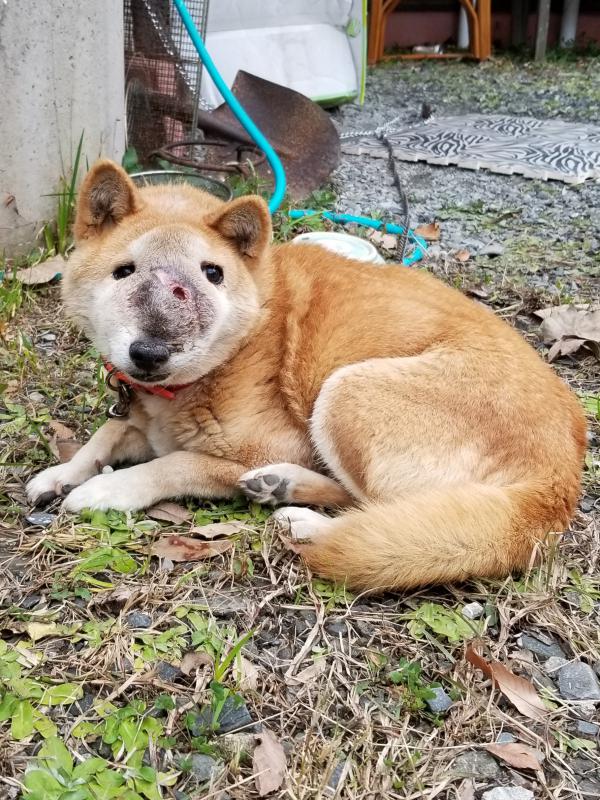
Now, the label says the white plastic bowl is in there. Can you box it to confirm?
[291,231,385,264]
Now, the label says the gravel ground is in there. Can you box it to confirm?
[1,56,599,800]
[331,57,600,300]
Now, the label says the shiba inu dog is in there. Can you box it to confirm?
[26,161,587,592]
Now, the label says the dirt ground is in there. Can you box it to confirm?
[1,56,599,800]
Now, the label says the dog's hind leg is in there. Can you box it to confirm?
[239,463,352,508]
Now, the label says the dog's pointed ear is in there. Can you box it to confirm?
[206,195,271,260]
[74,160,140,241]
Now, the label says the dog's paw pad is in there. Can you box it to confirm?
[239,469,290,505]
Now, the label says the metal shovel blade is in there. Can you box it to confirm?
[210,71,340,200]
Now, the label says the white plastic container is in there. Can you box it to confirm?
[291,231,385,264]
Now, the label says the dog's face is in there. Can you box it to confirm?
[63,161,272,385]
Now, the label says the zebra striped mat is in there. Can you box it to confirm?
[342,115,600,184]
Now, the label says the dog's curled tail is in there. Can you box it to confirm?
[297,481,573,592]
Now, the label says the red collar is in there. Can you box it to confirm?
[103,360,194,401]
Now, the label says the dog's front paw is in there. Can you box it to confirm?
[62,470,150,513]
[238,465,293,505]
[26,463,87,507]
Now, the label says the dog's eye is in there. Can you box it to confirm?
[201,262,224,285]
[113,263,136,280]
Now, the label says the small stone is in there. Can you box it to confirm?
[425,686,453,713]
[495,731,516,744]
[563,591,582,608]
[580,496,595,513]
[482,788,534,800]
[558,661,600,701]
[453,750,501,779]
[188,695,254,736]
[327,762,346,789]
[156,661,182,683]
[518,631,566,660]
[215,732,255,764]
[461,601,484,620]
[20,594,43,610]
[125,611,152,629]
[325,618,348,636]
[24,512,56,528]
[580,779,600,797]
[187,753,221,783]
[478,242,504,257]
[195,592,250,618]
[29,391,45,404]
[543,656,568,674]
[576,720,599,737]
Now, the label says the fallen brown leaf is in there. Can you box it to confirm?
[455,249,471,262]
[17,256,64,285]
[368,230,397,250]
[180,650,213,676]
[457,780,475,800]
[189,521,245,539]
[48,420,81,462]
[152,536,233,562]
[414,222,441,241]
[253,728,286,796]
[146,502,192,524]
[534,304,600,362]
[485,742,543,771]
[285,657,327,686]
[91,586,135,612]
[466,644,546,721]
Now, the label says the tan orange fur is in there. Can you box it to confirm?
[26,161,587,593]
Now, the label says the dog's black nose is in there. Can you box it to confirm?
[129,338,170,372]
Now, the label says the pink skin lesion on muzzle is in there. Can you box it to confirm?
[155,268,189,302]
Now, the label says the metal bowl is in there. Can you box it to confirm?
[130,170,232,201]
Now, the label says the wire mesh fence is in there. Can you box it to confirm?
[124,0,210,160]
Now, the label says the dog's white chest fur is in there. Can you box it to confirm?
[137,395,180,456]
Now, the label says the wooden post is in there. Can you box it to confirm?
[534,0,551,61]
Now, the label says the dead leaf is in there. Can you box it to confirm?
[151,535,233,562]
[414,222,441,241]
[90,586,135,612]
[368,230,397,250]
[253,727,286,796]
[457,780,475,800]
[466,644,547,721]
[189,521,245,539]
[237,656,260,691]
[48,420,81,462]
[485,743,543,771]
[180,650,213,676]
[534,305,600,362]
[17,256,64,285]
[455,248,471,262]
[146,502,192,524]
[26,622,59,642]
[285,657,327,686]
[467,286,489,300]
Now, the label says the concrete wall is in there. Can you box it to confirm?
[0,1,125,255]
